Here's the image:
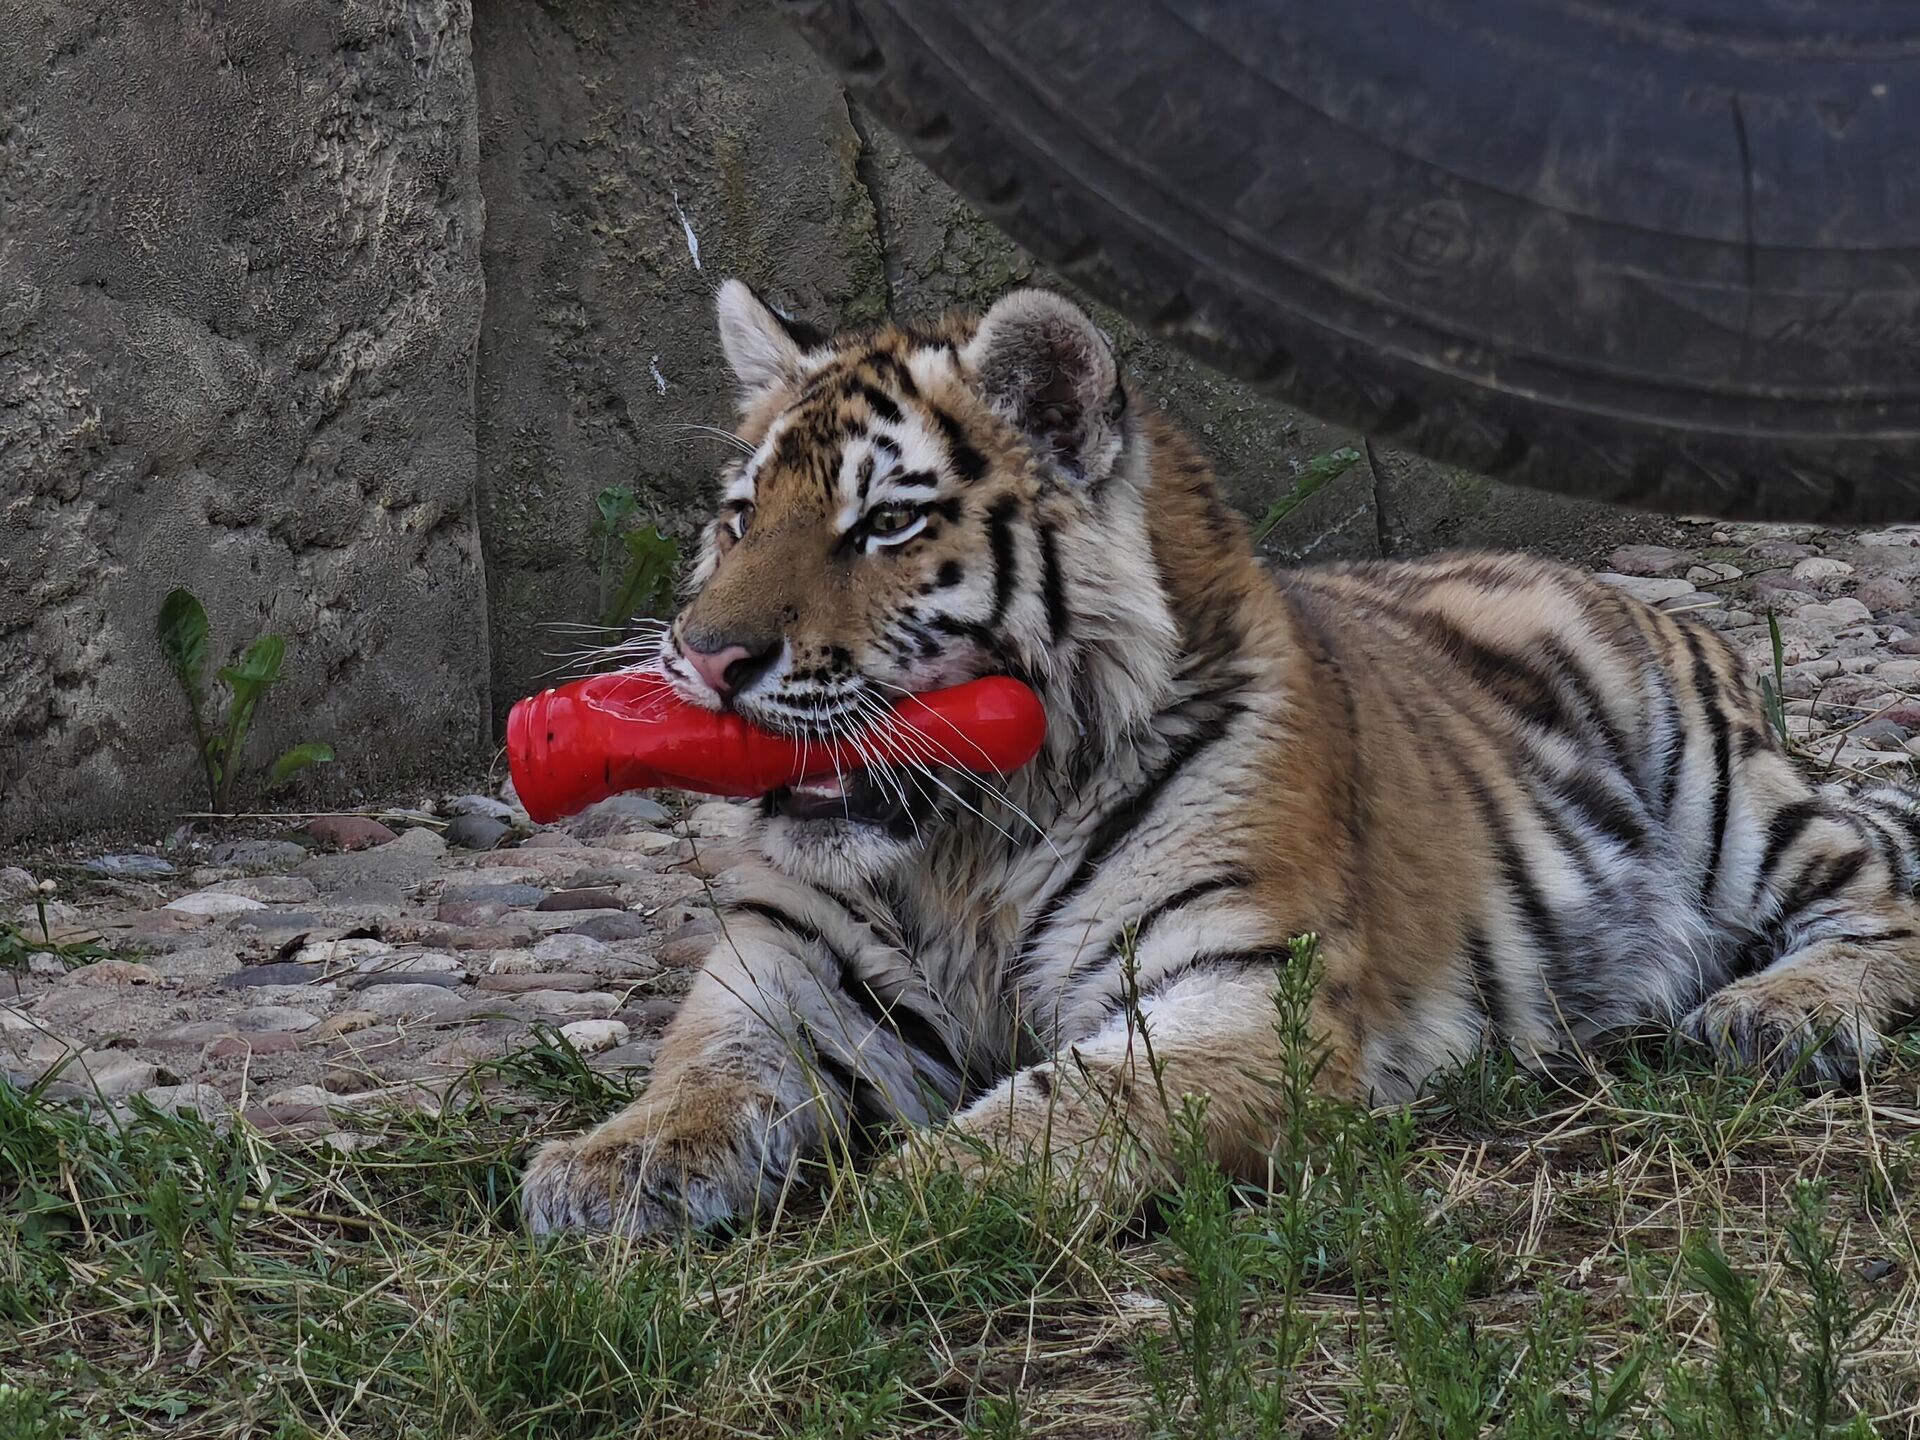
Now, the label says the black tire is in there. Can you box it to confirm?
[780,0,1920,522]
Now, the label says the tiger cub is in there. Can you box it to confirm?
[521,281,1920,1236]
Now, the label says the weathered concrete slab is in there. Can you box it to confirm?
[0,1,489,840]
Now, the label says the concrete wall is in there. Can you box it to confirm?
[0,0,1658,842]
[1,1,489,841]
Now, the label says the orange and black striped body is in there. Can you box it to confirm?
[522,285,1920,1236]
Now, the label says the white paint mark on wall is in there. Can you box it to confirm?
[649,355,669,395]
[672,193,702,270]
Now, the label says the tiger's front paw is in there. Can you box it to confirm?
[520,1086,776,1238]
[1680,973,1881,1085]
[877,1068,1141,1215]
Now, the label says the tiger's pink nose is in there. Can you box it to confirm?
[679,637,779,699]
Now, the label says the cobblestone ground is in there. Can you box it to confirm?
[0,791,753,1147]
[10,519,1920,1154]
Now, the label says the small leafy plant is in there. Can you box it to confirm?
[1251,446,1364,545]
[590,485,679,638]
[156,588,333,813]
[1759,610,1793,749]
[0,889,114,975]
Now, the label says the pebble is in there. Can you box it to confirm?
[221,962,324,989]
[1858,528,1920,548]
[235,1006,323,1033]
[151,1021,241,1050]
[569,794,672,839]
[514,989,621,1019]
[536,888,623,912]
[591,1041,658,1070]
[443,793,520,823]
[264,1083,336,1107]
[83,854,175,879]
[85,1059,166,1097]
[1749,539,1816,560]
[206,876,319,904]
[1854,717,1912,750]
[229,910,323,933]
[448,922,539,951]
[1873,659,1920,684]
[559,1018,630,1054]
[687,801,749,839]
[626,995,683,1028]
[209,839,311,871]
[164,890,268,918]
[1796,598,1875,628]
[443,882,547,908]
[1685,563,1743,584]
[1592,573,1695,604]
[306,816,398,852]
[292,938,393,967]
[1606,544,1693,576]
[354,951,464,975]
[205,1031,302,1059]
[476,971,603,994]
[438,898,511,926]
[0,867,40,904]
[359,983,468,1019]
[445,815,512,851]
[530,933,612,967]
[1859,577,1917,612]
[136,1083,231,1121]
[243,1103,334,1134]
[349,970,468,991]
[1749,576,1819,609]
[299,827,447,890]
[425,1034,512,1067]
[565,866,654,887]
[611,831,683,856]
[28,987,140,1026]
[1791,557,1855,586]
[310,1010,379,1041]
[486,950,539,975]
[62,960,161,987]
[566,911,651,942]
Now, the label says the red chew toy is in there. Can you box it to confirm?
[506,672,1047,824]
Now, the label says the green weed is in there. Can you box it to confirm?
[1251,447,1364,544]
[589,484,680,638]
[156,586,332,811]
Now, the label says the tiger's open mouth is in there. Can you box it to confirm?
[764,773,920,837]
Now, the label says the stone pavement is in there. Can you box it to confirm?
[1,790,752,1146]
[9,519,1920,1144]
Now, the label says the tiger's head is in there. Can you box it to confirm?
[661,280,1181,884]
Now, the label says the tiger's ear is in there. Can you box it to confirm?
[961,290,1126,484]
[715,279,828,399]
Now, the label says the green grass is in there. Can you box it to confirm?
[4,967,1918,1437]
[0,904,117,974]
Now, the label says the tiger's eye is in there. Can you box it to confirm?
[867,504,916,536]
[728,504,754,538]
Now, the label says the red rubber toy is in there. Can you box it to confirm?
[506,672,1048,824]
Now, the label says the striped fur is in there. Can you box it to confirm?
[521,284,1920,1236]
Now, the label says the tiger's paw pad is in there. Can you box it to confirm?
[1680,979,1879,1085]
